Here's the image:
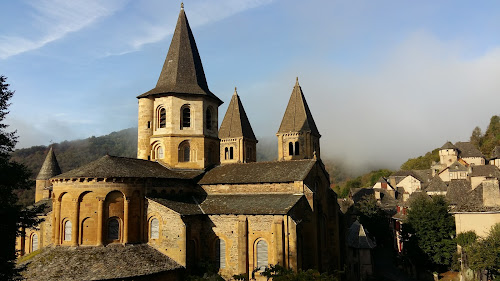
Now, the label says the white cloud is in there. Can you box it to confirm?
[0,0,126,59]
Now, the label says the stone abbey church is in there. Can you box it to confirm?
[18,6,341,281]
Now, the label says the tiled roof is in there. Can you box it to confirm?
[277,78,320,137]
[54,155,201,180]
[455,142,485,158]
[219,89,257,140]
[36,147,62,180]
[150,194,304,215]
[470,165,500,178]
[446,179,472,205]
[440,141,457,150]
[137,8,222,105]
[19,244,183,281]
[347,221,376,249]
[198,160,316,184]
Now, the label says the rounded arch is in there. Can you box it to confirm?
[181,104,191,129]
[57,191,70,202]
[178,140,191,162]
[149,217,160,240]
[156,105,167,129]
[254,238,269,271]
[80,217,96,245]
[62,218,72,242]
[107,217,121,241]
[30,232,39,253]
[151,141,165,160]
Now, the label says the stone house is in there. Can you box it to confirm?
[17,6,341,281]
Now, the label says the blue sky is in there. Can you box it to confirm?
[2,0,500,171]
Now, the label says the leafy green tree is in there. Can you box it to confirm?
[355,194,391,246]
[456,231,477,247]
[404,195,456,271]
[400,148,440,170]
[0,76,45,280]
[468,223,500,279]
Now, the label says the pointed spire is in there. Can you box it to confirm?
[219,88,257,140]
[36,146,62,180]
[138,6,222,105]
[277,78,320,137]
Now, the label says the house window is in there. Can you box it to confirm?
[179,141,190,162]
[215,238,226,269]
[64,220,72,241]
[181,106,191,128]
[150,218,159,239]
[31,233,39,252]
[108,218,120,240]
[206,107,213,130]
[256,240,268,271]
[288,142,294,156]
[159,108,166,128]
[295,141,300,155]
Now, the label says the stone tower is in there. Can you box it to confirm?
[35,146,61,202]
[219,88,257,164]
[439,141,458,167]
[137,5,223,169]
[277,78,321,160]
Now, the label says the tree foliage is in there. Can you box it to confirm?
[260,264,339,281]
[469,115,500,158]
[400,148,440,170]
[334,169,392,198]
[467,223,500,278]
[404,195,456,271]
[355,194,391,246]
[0,76,45,280]
[456,231,477,247]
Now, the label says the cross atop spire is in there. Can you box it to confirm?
[181,2,184,9]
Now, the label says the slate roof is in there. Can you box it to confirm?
[441,141,457,150]
[198,160,316,184]
[19,244,183,281]
[425,176,448,192]
[150,194,304,215]
[454,182,500,212]
[391,169,431,184]
[446,179,472,205]
[277,78,320,137]
[449,161,468,172]
[347,221,376,249]
[137,7,222,105]
[470,165,500,178]
[491,146,500,159]
[54,155,201,180]
[455,142,485,158]
[36,147,62,180]
[219,89,257,140]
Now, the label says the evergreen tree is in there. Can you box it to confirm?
[0,76,44,280]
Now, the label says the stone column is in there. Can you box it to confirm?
[123,198,130,244]
[274,217,284,265]
[237,215,248,278]
[71,198,79,246]
[96,198,104,246]
[54,199,61,245]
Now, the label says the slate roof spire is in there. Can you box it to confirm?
[219,87,257,140]
[36,146,62,180]
[277,77,320,137]
[138,5,222,105]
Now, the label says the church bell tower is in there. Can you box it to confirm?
[137,4,222,169]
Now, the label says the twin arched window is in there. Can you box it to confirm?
[288,141,300,156]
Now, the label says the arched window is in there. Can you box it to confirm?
[256,240,268,271]
[206,107,213,130]
[181,106,191,128]
[150,218,159,239]
[159,107,166,128]
[64,220,72,241]
[108,218,120,241]
[225,147,229,160]
[179,141,190,162]
[215,238,226,269]
[157,146,164,159]
[295,141,300,155]
[31,233,39,252]
[229,147,234,160]
[288,142,294,156]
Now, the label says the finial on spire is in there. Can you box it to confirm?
[295,76,299,86]
[233,86,238,95]
[181,2,184,9]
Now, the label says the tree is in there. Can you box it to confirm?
[467,223,500,279]
[404,195,456,271]
[355,194,391,246]
[470,126,483,147]
[400,148,440,170]
[260,264,339,281]
[0,76,44,280]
